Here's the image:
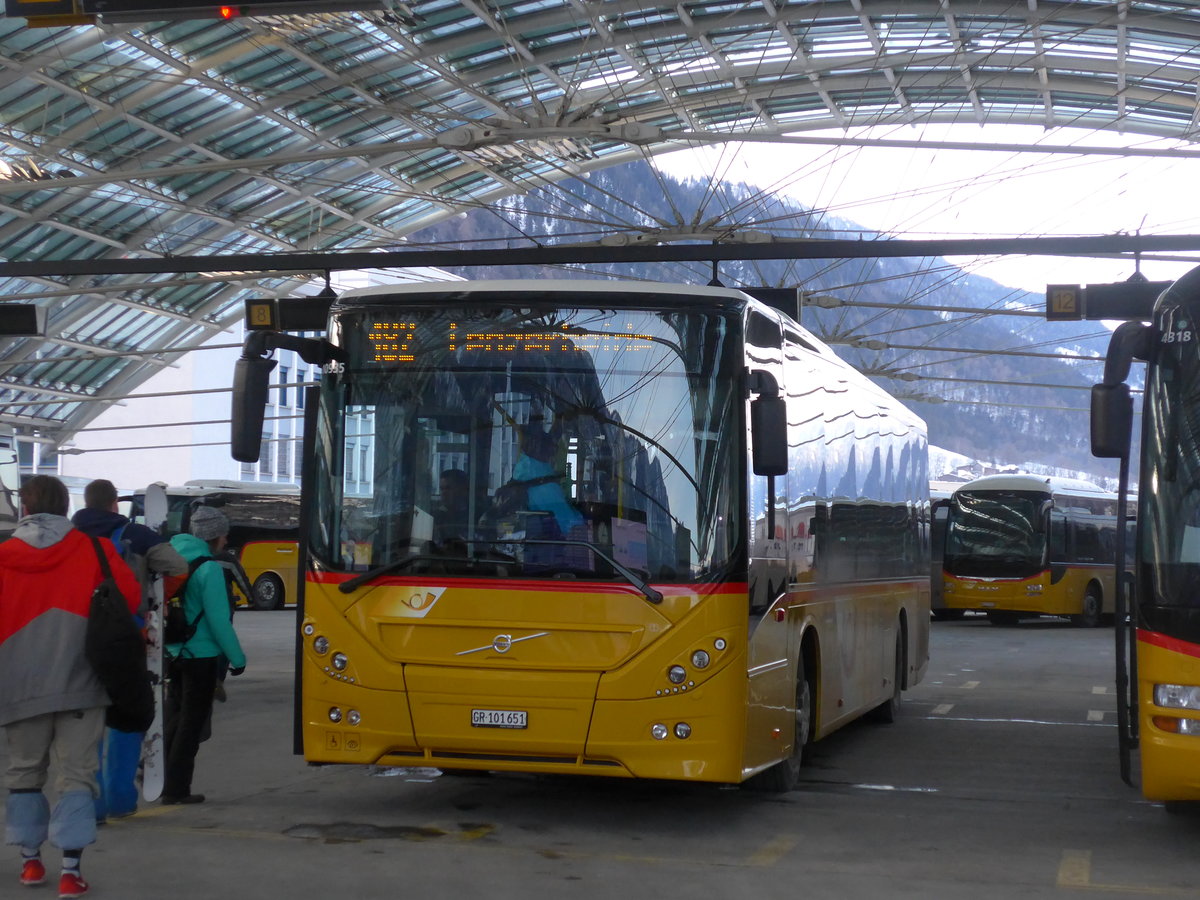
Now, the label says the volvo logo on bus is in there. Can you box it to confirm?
[456,631,551,656]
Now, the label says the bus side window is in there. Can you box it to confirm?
[1075,523,1102,563]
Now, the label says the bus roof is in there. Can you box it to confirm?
[134,480,301,498]
[332,278,757,306]
[953,473,1114,501]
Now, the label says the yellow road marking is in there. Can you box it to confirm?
[457,824,495,841]
[1058,849,1092,887]
[1058,849,1200,895]
[748,836,795,866]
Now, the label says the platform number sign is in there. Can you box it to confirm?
[244,298,278,331]
[1046,284,1083,321]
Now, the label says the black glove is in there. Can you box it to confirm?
[228,665,246,676]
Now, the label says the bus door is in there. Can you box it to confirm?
[744,311,792,771]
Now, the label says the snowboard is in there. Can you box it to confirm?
[140,482,169,802]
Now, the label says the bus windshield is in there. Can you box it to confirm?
[943,489,1049,579]
[309,304,741,584]
[1142,311,1200,617]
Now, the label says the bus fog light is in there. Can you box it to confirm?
[1154,683,1200,710]
[667,665,686,684]
[651,723,669,740]
[714,638,726,651]
[347,710,361,726]
[332,652,349,671]
[328,707,343,723]
[313,636,329,655]
[303,623,315,636]
[674,722,692,739]
[691,650,710,669]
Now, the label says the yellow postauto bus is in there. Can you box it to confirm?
[941,473,1121,627]
[1092,262,1200,806]
[131,480,301,610]
[230,280,930,790]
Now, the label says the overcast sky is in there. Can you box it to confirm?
[656,123,1200,297]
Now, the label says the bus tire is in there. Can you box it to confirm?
[747,667,813,793]
[251,572,285,610]
[870,630,904,724]
[1071,586,1102,628]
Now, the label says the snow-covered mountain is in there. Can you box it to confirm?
[408,161,1128,485]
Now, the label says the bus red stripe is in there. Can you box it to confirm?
[1139,629,1200,660]
[307,570,748,596]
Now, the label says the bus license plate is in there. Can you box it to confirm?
[471,709,527,729]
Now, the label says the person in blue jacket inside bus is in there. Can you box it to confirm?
[162,506,246,805]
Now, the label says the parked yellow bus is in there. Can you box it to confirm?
[230,280,930,789]
[1092,263,1200,805]
[130,480,301,610]
[941,473,1121,627]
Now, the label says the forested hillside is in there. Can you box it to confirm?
[407,161,1120,481]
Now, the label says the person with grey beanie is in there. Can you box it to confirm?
[162,506,246,805]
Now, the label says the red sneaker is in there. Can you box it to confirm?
[58,871,88,898]
[19,858,45,886]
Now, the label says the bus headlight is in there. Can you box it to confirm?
[667,665,686,684]
[313,636,329,655]
[328,707,343,723]
[332,652,349,672]
[651,723,669,740]
[347,710,361,726]
[1154,683,1200,710]
[691,650,711,669]
[674,722,692,739]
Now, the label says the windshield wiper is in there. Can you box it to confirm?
[338,554,425,593]
[466,538,662,604]
[338,540,662,605]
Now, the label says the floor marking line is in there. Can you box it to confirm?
[1057,848,1200,895]
[931,703,954,715]
[962,680,980,689]
[919,715,1113,728]
[1092,686,1109,695]
[1057,849,1091,887]
[748,836,796,866]
[1087,710,1106,722]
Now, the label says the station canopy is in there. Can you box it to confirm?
[1,0,1199,449]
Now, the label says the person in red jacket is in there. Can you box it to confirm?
[0,475,140,898]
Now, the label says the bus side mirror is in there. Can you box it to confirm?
[231,355,278,463]
[749,369,788,476]
[1090,382,1132,460]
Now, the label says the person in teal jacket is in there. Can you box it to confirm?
[162,506,246,805]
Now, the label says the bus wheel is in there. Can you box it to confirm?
[251,573,285,610]
[870,632,904,724]
[747,670,813,793]
[1071,587,1102,628]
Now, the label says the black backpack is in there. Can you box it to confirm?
[84,537,154,733]
[163,555,214,646]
